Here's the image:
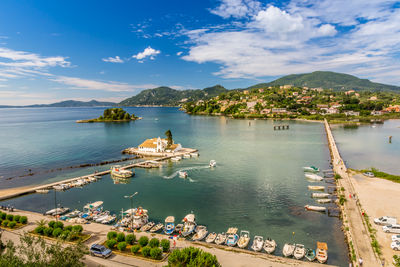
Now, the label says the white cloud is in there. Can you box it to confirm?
[176,51,183,56]
[210,0,261,19]
[102,56,124,63]
[132,46,160,60]
[0,47,70,68]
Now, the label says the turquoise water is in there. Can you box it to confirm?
[331,120,400,175]
[0,107,348,265]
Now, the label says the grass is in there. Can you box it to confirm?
[362,213,382,256]
[360,168,400,183]
[29,231,91,244]
[0,222,27,231]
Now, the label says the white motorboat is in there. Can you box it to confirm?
[101,215,116,224]
[95,212,111,223]
[237,230,250,248]
[183,154,191,158]
[35,189,49,194]
[190,152,199,157]
[181,213,197,237]
[132,207,149,229]
[178,171,188,178]
[53,207,69,216]
[45,208,58,215]
[192,225,208,241]
[282,243,295,257]
[64,210,81,218]
[53,185,66,191]
[150,223,164,233]
[263,238,277,254]
[317,198,332,204]
[215,232,227,245]
[316,242,328,264]
[209,160,217,167]
[305,173,323,181]
[175,223,183,233]
[141,221,155,232]
[171,157,181,162]
[305,205,327,212]
[205,232,217,243]
[251,236,264,252]
[303,166,320,172]
[111,165,134,178]
[225,227,239,247]
[294,244,306,259]
[308,185,325,191]
[311,193,330,198]
[164,216,175,235]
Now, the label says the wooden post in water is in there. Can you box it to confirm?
[389,136,392,143]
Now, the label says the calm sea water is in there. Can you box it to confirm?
[0,107,348,265]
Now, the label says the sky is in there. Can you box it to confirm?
[0,0,400,105]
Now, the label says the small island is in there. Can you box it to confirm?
[77,108,140,123]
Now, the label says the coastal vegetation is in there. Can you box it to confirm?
[0,212,27,230]
[359,168,400,183]
[394,255,400,267]
[167,247,220,267]
[77,108,138,123]
[32,220,88,243]
[165,129,173,147]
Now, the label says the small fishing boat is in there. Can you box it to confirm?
[95,212,111,223]
[251,236,264,252]
[225,227,239,247]
[305,173,324,181]
[205,232,217,243]
[311,193,330,198]
[35,189,49,194]
[305,205,327,212]
[316,242,328,264]
[164,216,175,235]
[45,208,58,215]
[183,154,191,158]
[64,210,81,218]
[282,243,295,257]
[178,171,188,178]
[192,225,208,241]
[181,213,197,237]
[305,248,316,262]
[308,185,325,191]
[101,215,116,224]
[150,223,164,233]
[175,223,183,233]
[263,238,277,254]
[110,165,133,178]
[303,166,320,172]
[215,232,227,245]
[132,207,149,229]
[171,157,181,162]
[53,207,70,216]
[190,152,199,157]
[140,221,155,232]
[294,244,306,259]
[209,160,217,167]
[237,230,251,248]
[317,198,332,204]
[53,185,66,191]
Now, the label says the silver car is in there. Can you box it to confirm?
[383,224,400,234]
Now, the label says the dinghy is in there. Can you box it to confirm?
[303,166,319,172]
[237,230,250,249]
[263,237,277,254]
[215,232,227,245]
[317,198,332,204]
[311,192,330,198]
[282,243,295,257]
[305,173,324,181]
[293,244,306,259]
[251,236,264,252]
[316,242,328,264]
[192,225,208,241]
[205,232,217,243]
[140,221,155,232]
[305,248,316,262]
[164,216,175,235]
[150,223,164,233]
[305,205,327,212]
[308,185,325,191]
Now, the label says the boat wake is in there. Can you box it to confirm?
[162,165,209,180]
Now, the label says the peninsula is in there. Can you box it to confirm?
[76,108,140,123]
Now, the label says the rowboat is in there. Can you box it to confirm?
[305,248,316,261]
[305,205,327,212]
[237,230,250,249]
[317,198,332,204]
[311,193,330,198]
[316,242,328,264]
[111,165,134,178]
[282,243,295,257]
[205,232,217,243]
[263,238,277,254]
[140,221,155,232]
[215,232,227,245]
[150,223,163,233]
[293,244,306,259]
[251,236,264,252]
[305,173,324,181]
[192,225,208,241]
[209,160,217,167]
[303,166,320,172]
[308,185,325,191]
[164,216,175,235]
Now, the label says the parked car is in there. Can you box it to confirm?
[374,216,397,226]
[392,234,400,242]
[383,224,400,234]
[363,172,374,177]
[391,241,400,251]
[89,244,112,258]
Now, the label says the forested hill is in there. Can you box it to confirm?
[119,85,228,106]
[247,71,400,92]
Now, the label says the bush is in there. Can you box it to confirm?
[138,236,149,247]
[48,220,56,228]
[13,215,21,222]
[0,213,6,220]
[131,244,140,254]
[141,246,151,257]
[52,228,63,237]
[168,247,221,267]
[106,239,117,249]
[43,227,53,236]
[6,214,13,221]
[117,242,127,251]
[116,232,125,242]
[19,216,28,224]
[107,231,117,240]
[72,225,83,233]
[150,247,162,260]
[64,225,73,231]
[60,230,70,240]
[125,234,135,245]
[54,221,64,229]
[160,239,170,252]
[149,238,159,248]
[34,226,45,234]
[2,220,9,227]
[8,221,16,229]
[68,230,80,241]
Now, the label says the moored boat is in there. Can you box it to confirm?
[192,225,208,241]
[225,227,239,247]
[164,216,175,235]
[282,243,295,257]
[178,171,188,178]
[305,205,327,212]
[305,248,316,261]
[209,160,217,167]
[305,173,324,181]
[205,232,217,243]
[215,232,227,245]
[237,230,250,249]
[317,198,332,204]
[171,157,181,162]
[303,166,319,172]
[111,165,134,178]
[308,185,325,191]
[183,154,191,158]
[64,209,81,218]
[175,223,183,233]
[140,221,155,232]
[251,236,264,252]
[132,207,148,229]
[101,215,116,224]
[316,242,328,264]
[181,213,197,237]
[150,223,163,233]
[311,193,330,198]
[293,244,306,259]
[263,237,276,254]
[190,152,199,157]
[35,189,49,194]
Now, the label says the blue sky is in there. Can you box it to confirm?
[0,0,399,105]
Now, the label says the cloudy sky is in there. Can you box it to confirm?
[0,0,399,105]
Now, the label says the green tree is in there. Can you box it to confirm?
[165,130,173,147]
[160,239,170,252]
[149,238,159,248]
[138,236,149,247]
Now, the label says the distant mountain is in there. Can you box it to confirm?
[247,71,400,92]
[119,85,228,106]
[0,100,116,108]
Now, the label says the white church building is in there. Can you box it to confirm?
[138,137,182,153]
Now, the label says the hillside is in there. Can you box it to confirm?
[248,71,400,92]
[32,100,116,107]
[119,85,228,106]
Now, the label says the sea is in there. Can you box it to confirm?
[0,107,354,265]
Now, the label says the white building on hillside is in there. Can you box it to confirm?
[138,137,181,153]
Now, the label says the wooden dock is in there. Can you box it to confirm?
[0,148,198,202]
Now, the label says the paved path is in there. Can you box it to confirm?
[324,119,380,267]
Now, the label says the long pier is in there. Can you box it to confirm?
[0,148,197,201]
[324,119,379,267]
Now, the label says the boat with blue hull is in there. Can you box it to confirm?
[164,216,175,235]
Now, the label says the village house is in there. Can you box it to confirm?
[344,111,360,116]
[371,110,383,116]
[271,108,287,114]
[385,105,400,112]
[243,90,249,95]
[138,137,182,153]
[326,107,339,114]
[258,88,264,93]
[369,96,378,101]
[292,92,299,96]
[345,90,355,95]
[280,85,292,89]
[317,104,329,109]
[261,109,271,115]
